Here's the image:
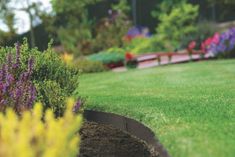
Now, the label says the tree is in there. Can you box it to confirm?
[42,0,101,56]
[92,0,132,52]
[151,0,187,19]
[152,2,199,51]
[0,1,16,44]
[0,0,43,47]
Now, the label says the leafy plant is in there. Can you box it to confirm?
[124,37,160,54]
[43,0,101,56]
[74,58,107,73]
[0,44,36,114]
[87,51,125,65]
[92,0,132,53]
[153,2,199,51]
[0,98,82,157]
[0,41,80,116]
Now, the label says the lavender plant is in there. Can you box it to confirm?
[0,43,36,113]
[0,41,81,116]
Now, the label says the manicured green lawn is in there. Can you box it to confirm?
[76,60,235,157]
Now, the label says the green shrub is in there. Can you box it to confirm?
[91,0,131,53]
[105,47,126,54]
[0,99,82,157]
[34,80,67,116]
[74,58,107,73]
[0,41,80,116]
[124,37,162,54]
[154,2,199,51]
[87,51,124,65]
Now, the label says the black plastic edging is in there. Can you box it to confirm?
[84,110,171,157]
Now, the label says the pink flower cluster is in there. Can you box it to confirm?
[200,27,235,55]
[201,32,220,53]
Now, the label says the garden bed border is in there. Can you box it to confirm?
[84,110,171,157]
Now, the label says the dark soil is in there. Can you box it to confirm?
[79,122,159,157]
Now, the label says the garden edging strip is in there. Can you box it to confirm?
[84,110,171,157]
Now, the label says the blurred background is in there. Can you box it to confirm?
[0,0,235,66]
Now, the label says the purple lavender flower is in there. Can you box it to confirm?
[0,44,37,113]
[14,42,21,69]
[7,53,13,66]
[28,57,34,74]
[73,99,83,113]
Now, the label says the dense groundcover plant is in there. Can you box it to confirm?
[0,98,82,157]
[0,41,80,116]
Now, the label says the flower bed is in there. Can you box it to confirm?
[0,42,83,156]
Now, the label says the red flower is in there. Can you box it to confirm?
[125,52,134,60]
[188,41,197,51]
[204,37,213,46]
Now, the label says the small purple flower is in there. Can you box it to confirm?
[28,57,34,73]
[73,99,83,113]
[7,53,13,66]
[0,44,37,113]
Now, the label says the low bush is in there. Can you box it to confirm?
[87,51,125,66]
[105,47,126,54]
[74,58,107,73]
[0,41,80,116]
[124,37,161,54]
[152,2,199,51]
[0,98,82,157]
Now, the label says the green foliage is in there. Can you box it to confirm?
[105,47,126,54]
[92,1,132,53]
[34,80,66,116]
[0,41,80,116]
[47,0,100,56]
[151,0,186,19]
[87,51,124,65]
[74,58,107,73]
[43,0,131,55]
[51,0,99,14]
[154,2,199,51]
[124,37,161,54]
[56,9,93,56]
[111,0,130,14]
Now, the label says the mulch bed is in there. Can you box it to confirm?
[79,122,159,157]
